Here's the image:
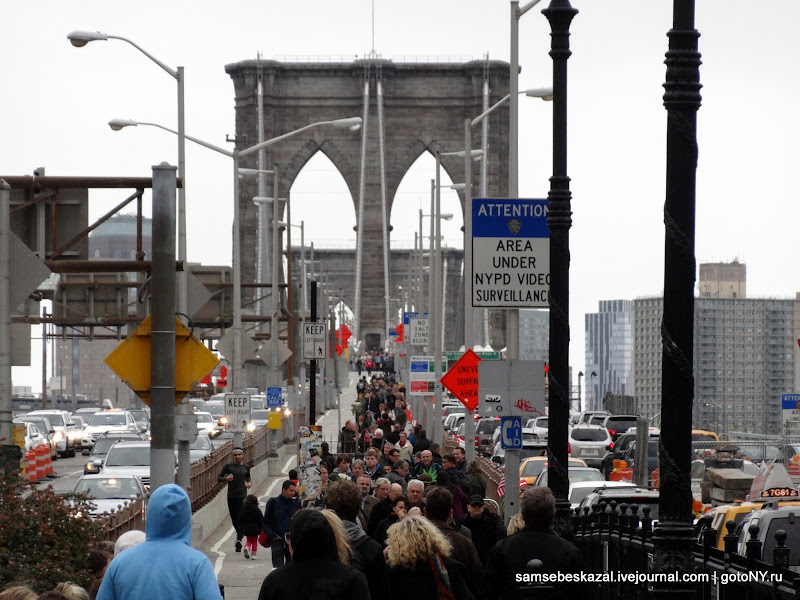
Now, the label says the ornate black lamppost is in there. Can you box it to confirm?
[653,0,701,596]
[543,0,578,535]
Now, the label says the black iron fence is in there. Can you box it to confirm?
[573,501,800,600]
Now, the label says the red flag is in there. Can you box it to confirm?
[395,323,404,343]
[497,475,505,498]
[336,325,352,348]
[335,343,343,356]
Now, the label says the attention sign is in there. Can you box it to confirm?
[470,198,549,308]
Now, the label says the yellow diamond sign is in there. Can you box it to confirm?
[104,315,219,406]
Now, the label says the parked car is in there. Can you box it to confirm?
[578,410,611,425]
[737,505,800,567]
[194,411,222,438]
[569,424,613,468]
[601,415,640,441]
[519,456,587,487]
[72,473,148,519]
[529,416,549,440]
[622,438,660,483]
[489,438,547,465]
[15,415,58,459]
[26,410,78,457]
[567,481,638,511]
[12,419,48,451]
[82,409,141,454]
[100,440,156,490]
[577,487,660,522]
[84,432,147,475]
[601,428,660,477]
[128,408,151,432]
[175,433,215,463]
[475,417,501,454]
[73,407,104,420]
[530,466,605,491]
[248,409,271,431]
[204,402,229,428]
[443,412,464,434]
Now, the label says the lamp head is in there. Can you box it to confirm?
[108,118,138,131]
[67,30,108,48]
[525,87,554,101]
[331,117,362,130]
[441,214,454,221]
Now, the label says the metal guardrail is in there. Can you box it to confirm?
[99,424,274,540]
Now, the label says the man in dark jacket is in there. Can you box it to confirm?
[443,453,471,496]
[424,486,483,595]
[338,420,357,455]
[217,447,252,552]
[412,429,431,453]
[324,480,389,600]
[460,494,506,566]
[262,480,301,568]
[478,487,587,600]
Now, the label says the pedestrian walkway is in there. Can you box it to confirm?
[199,373,356,600]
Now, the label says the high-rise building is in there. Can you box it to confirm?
[630,262,799,434]
[584,300,634,411]
[698,261,746,299]
[519,309,549,362]
[52,215,152,407]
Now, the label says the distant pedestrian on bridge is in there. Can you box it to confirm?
[217,447,251,553]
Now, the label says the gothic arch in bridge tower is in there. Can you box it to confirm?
[226,58,512,349]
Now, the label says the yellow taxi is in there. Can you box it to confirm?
[519,456,587,487]
[691,429,719,442]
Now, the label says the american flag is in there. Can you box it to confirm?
[497,475,505,498]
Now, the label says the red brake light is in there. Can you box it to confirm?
[609,429,617,437]
[567,443,571,453]
[608,442,614,451]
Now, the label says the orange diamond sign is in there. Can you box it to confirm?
[104,315,219,406]
[440,349,482,411]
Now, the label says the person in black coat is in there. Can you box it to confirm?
[238,494,263,560]
[478,487,587,600]
[460,494,506,567]
[323,480,389,600]
[257,509,369,600]
[372,496,408,547]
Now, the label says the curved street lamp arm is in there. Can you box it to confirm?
[107,34,179,79]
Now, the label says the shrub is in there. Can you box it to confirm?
[0,466,104,592]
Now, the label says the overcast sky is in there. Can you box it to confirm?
[4,1,799,393]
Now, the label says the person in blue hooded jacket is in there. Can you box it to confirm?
[97,484,222,600]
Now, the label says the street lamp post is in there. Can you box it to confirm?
[653,1,702,591]
[509,1,547,362]
[462,88,551,463]
[542,0,578,536]
[109,116,361,443]
[68,31,188,319]
[577,370,584,413]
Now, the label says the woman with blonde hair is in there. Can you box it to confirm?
[385,515,472,600]
[320,509,353,565]
[0,586,38,600]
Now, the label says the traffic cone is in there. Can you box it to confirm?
[43,444,56,478]
[35,445,47,482]
[25,449,38,483]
